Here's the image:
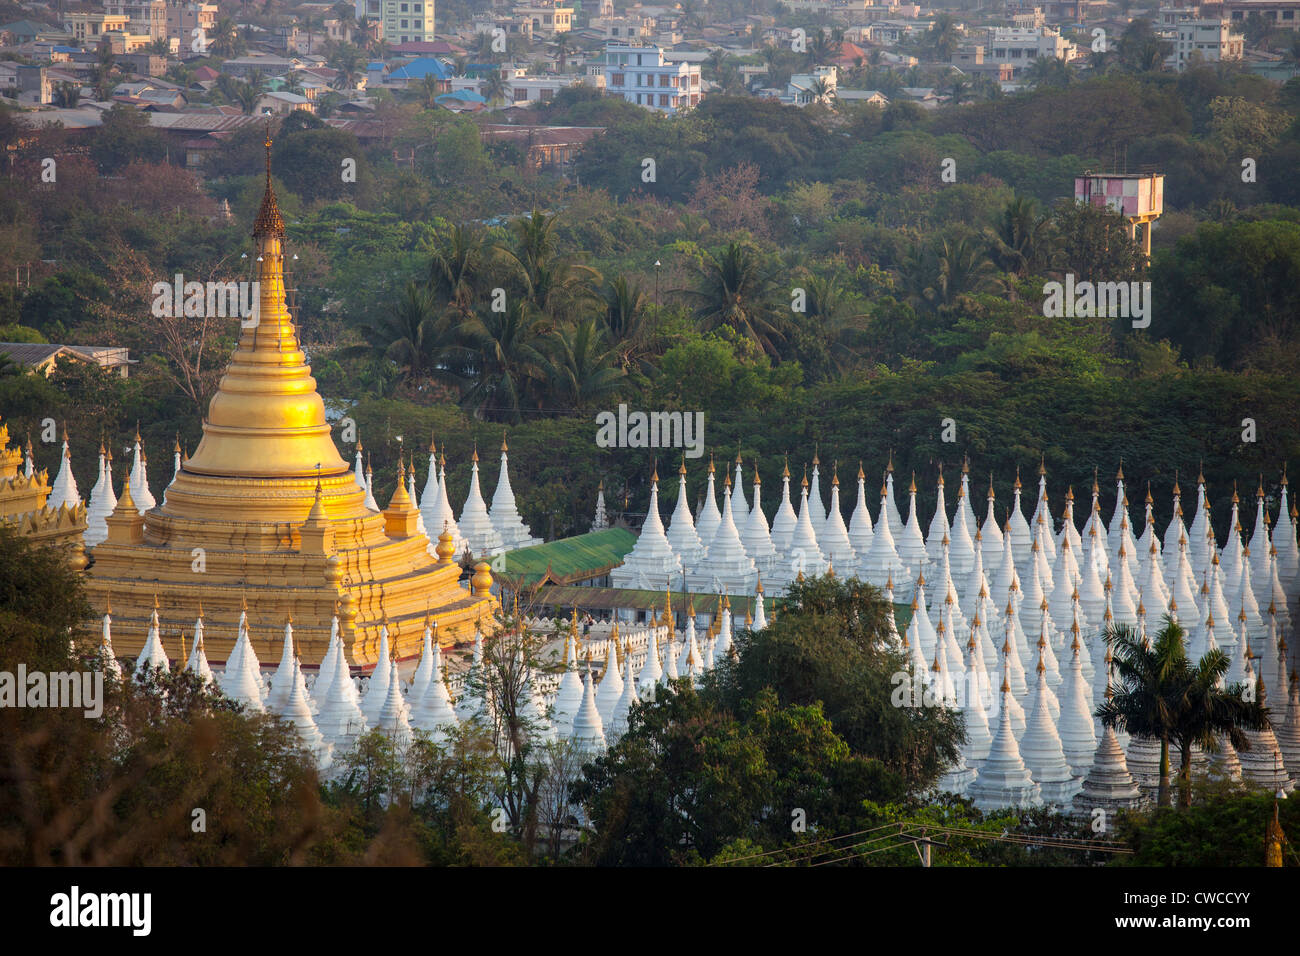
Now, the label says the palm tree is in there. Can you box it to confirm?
[801,271,866,374]
[1024,56,1074,88]
[498,209,599,321]
[302,14,325,55]
[808,77,834,104]
[1099,618,1269,808]
[926,13,961,61]
[599,275,655,374]
[987,196,1057,277]
[327,42,364,92]
[457,299,548,423]
[416,73,441,109]
[427,223,488,321]
[349,282,445,382]
[704,47,728,80]
[538,317,626,410]
[482,69,508,107]
[552,32,573,73]
[683,242,784,355]
[928,236,1003,306]
[232,80,261,115]
[941,71,971,104]
[210,17,240,58]
[807,28,836,67]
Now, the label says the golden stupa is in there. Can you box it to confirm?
[85,133,497,667]
[0,420,87,564]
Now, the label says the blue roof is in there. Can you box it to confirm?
[52,45,80,53]
[388,57,452,80]
[367,61,384,70]
[436,90,485,103]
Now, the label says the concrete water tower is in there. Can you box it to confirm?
[1074,170,1164,259]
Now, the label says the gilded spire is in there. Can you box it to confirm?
[253,122,285,240]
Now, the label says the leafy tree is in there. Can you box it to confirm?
[90,105,166,174]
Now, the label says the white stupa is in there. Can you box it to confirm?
[610,467,683,591]
[459,446,506,557]
[664,459,705,568]
[489,435,541,550]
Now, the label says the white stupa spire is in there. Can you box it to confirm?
[361,621,395,725]
[85,445,117,547]
[876,453,901,540]
[135,598,170,677]
[410,638,459,743]
[1057,632,1097,775]
[592,479,609,531]
[419,432,440,524]
[695,456,722,547]
[100,603,122,680]
[353,440,367,492]
[924,467,951,568]
[47,429,81,511]
[361,455,379,511]
[968,664,1042,811]
[980,474,1004,566]
[489,434,540,549]
[266,617,298,711]
[128,427,156,514]
[859,472,905,591]
[460,445,505,557]
[848,462,874,557]
[819,465,856,572]
[897,472,928,576]
[742,464,780,579]
[426,453,467,559]
[665,458,705,567]
[731,449,749,519]
[315,624,366,748]
[1019,648,1080,807]
[805,448,826,539]
[571,659,607,755]
[611,466,683,591]
[789,470,828,577]
[552,625,586,735]
[373,657,412,743]
[595,637,625,727]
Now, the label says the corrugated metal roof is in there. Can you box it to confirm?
[493,527,636,588]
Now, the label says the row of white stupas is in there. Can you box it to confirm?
[609,454,1300,623]
[99,594,768,771]
[58,429,541,558]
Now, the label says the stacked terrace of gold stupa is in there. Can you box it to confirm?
[84,133,497,667]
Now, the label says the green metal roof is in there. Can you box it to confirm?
[494,527,637,589]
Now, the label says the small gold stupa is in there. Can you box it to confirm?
[85,131,496,666]
[0,419,87,565]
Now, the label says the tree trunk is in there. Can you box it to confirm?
[1158,734,1171,807]
[1179,740,1193,808]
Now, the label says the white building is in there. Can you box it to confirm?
[602,41,702,114]
[784,64,836,106]
[984,27,1079,68]
[1161,17,1243,71]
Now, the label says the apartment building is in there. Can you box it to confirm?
[104,0,167,39]
[1161,16,1243,69]
[602,41,701,114]
[355,0,434,44]
[984,27,1078,65]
